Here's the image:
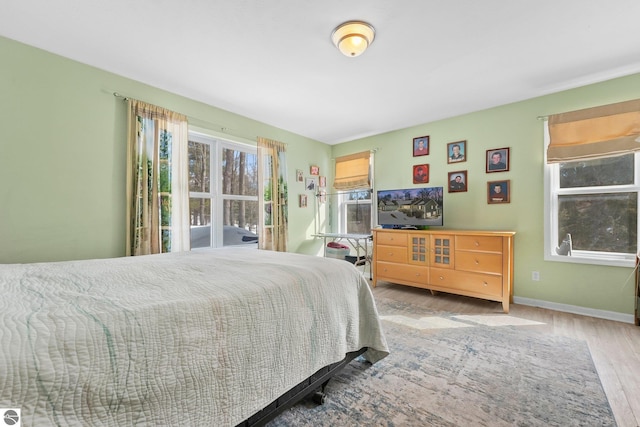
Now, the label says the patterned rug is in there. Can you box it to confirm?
[267,296,616,427]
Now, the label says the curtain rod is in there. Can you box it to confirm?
[112,91,246,138]
[315,189,373,197]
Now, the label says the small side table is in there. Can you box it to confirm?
[313,233,372,279]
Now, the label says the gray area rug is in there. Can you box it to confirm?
[268,296,616,427]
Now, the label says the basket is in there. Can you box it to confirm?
[325,246,350,259]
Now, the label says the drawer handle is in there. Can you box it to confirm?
[483,281,488,287]
[475,241,480,246]
[388,252,394,256]
[439,276,444,280]
[475,259,479,264]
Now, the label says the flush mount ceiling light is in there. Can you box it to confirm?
[331,21,375,57]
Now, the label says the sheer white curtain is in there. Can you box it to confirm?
[257,137,288,251]
[126,99,190,255]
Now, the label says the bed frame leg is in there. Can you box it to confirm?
[312,390,326,405]
[311,378,331,405]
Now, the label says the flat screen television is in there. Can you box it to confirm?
[376,187,444,228]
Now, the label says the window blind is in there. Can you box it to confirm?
[546,98,640,163]
[334,151,371,190]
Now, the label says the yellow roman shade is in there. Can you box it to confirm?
[546,98,640,163]
[334,151,371,190]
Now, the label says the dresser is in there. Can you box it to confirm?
[372,229,515,313]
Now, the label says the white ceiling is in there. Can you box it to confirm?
[2,1,640,145]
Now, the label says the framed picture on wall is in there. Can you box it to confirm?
[413,164,429,184]
[487,180,510,203]
[305,177,318,191]
[296,169,303,182]
[310,165,320,175]
[448,170,468,192]
[486,147,510,173]
[413,135,430,157]
[447,140,466,164]
[299,194,308,208]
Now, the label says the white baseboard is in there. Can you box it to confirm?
[513,296,635,324]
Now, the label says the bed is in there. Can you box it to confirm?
[0,247,389,426]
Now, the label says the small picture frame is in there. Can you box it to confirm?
[447,140,466,164]
[487,180,510,204]
[413,164,429,184]
[486,147,510,173]
[296,169,303,182]
[413,136,430,157]
[299,194,308,208]
[305,177,318,191]
[310,165,320,175]
[448,170,468,193]
[318,176,326,188]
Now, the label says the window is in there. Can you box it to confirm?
[545,128,640,267]
[339,190,372,234]
[334,150,374,235]
[188,132,258,248]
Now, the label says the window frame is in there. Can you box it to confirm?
[543,123,640,267]
[338,190,373,235]
[188,130,258,249]
[335,151,375,235]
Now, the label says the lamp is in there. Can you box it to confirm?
[331,21,375,57]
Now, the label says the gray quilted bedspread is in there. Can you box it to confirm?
[0,248,388,426]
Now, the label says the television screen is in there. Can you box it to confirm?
[377,187,444,228]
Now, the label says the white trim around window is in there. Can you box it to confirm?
[188,130,258,249]
[543,122,639,268]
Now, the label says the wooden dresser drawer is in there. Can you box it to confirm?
[376,244,408,263]
[455,251,502,274]
[455,235,502,253]
[375,231,406,247]
[429,267,460,287]
[376,261,429,285]
[430,268,503,298]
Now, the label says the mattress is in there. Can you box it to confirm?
[0,248,389,426]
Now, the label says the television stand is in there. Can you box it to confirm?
[372,229,515,313]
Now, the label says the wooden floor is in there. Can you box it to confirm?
[371,281,640,427]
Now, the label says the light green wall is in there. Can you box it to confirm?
[2,34,638,316]
[333,72,640,315]
[0,36,328,262]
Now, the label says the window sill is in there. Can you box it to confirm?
[544,251,636,268]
